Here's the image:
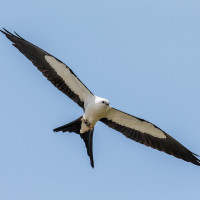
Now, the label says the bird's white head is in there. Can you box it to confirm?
[95,96,110,107]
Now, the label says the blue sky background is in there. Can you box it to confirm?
[0,0,200,199]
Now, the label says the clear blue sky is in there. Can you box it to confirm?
[0,0,200,199]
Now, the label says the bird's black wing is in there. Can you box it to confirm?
[1,28,93,109]
[101,107,200,166]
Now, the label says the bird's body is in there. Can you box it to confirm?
[82,96,110,132]
[1,28,200,167]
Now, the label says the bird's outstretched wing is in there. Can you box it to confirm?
[1,28,93,109]
[101,108,200,166]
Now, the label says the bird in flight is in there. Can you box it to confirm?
[1,28,199,168]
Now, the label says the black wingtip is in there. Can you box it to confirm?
[53,127,61,132]
[1,28,23,40]
[1,28,12,35]
[14,31,23,39]
[0,28,7,35]
[192,152,200,157]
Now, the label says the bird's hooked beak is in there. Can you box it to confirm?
[101,99,110,106]
[104,102,110,106]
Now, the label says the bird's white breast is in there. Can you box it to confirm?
[84,97,109,124]
[79,96,110,133]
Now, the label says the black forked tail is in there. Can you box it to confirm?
[53,117,82,134]
[53,117,95,168]
[80,129,94,168]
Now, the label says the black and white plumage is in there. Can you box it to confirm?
[1,28,200,168]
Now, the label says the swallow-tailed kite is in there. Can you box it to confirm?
[1,28,200,168]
